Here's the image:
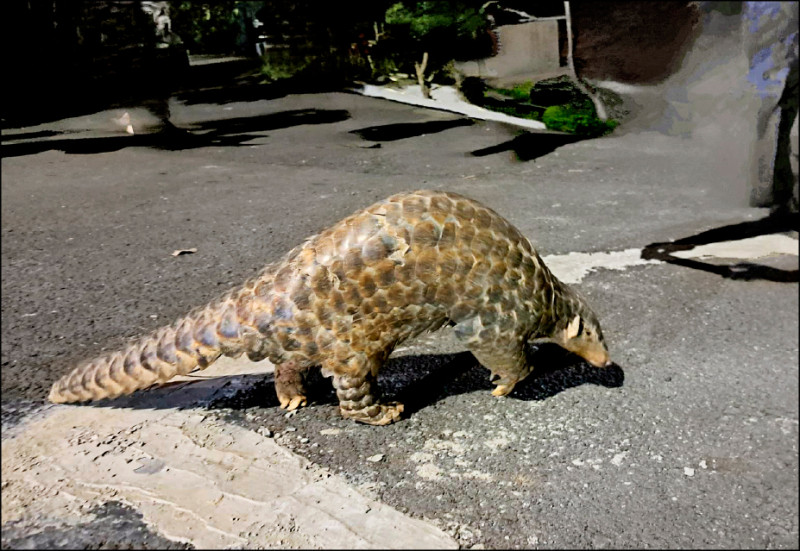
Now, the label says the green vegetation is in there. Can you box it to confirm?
[494,81,536,102]
[384,1,492,96]
[541,101,618,136]
[384,1,488,45]
[258,50,314,82]
[171,2,246,55]
[479,77,619,137]
[488,104,542,120]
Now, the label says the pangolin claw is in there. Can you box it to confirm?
[491,384,515,397]
[279,395,308,410]
[286,396,307,410]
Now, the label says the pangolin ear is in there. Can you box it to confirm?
[566,315,582,339]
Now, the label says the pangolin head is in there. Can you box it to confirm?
[557,307,612,368]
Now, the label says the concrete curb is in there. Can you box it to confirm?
[356,83,547,131]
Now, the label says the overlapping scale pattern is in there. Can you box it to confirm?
[49,190,576,407]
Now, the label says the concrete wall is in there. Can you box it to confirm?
[456,20,562,80]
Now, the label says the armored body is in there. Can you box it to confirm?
[50,190,611,425]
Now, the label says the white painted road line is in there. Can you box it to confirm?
[543,248,658,284]
[668,234,798,260]
[544,234,798,284]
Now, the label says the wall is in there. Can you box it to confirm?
[456,20,562,80]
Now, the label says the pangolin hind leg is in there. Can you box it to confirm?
[328,355,404,426]
[274,359,311,411]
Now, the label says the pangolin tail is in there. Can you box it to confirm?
[48,286,260,404]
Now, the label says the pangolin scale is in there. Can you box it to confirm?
[49,190,611,425]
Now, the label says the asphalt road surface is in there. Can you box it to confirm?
[2,91,798,549]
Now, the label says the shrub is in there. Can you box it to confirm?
[259,50,314,82]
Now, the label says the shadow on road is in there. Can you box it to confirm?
[175,78,289,106]
[0,130,62,142]
[190,109,350,136]
[390,346,624,417]
[349,118,474,142]
[1,109,350,158]
[642,212,799,282]
[82,344,624,419]
[349,120,585,162]
[470,131,583,161]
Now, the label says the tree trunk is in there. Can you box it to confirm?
[563,1,608,120]
[415,51,430,99]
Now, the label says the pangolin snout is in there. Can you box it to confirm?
[586,353,612,368]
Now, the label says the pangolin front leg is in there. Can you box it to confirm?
[274,359,310,410]
[469,341,531,398]
[329,356,404,426]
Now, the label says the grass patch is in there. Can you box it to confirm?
[493,80,536,102]
[542,101,618,137]
[486,103,543,121]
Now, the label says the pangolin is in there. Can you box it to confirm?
[49,190,611,425]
